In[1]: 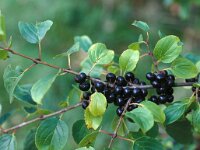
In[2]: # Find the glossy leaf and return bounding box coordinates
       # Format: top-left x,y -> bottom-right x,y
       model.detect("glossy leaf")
192,108 -> 200,133
74,35 -> 92,52
119,49 -> 139,73
170,57 -> 198,78
88,92 -> 107,116
153,35 -> 182,63
132,20 -> 149,32
141,101 -> 165,124
166,120 -> 193,144
14,84 -> 36,105
75,146 -> 95,150
18,20 -> 53,44
88,43 -> 114,65
35,117 -> 68,150
84,108 -> 102,130
3,65 -> 25,103
31,70 -> 60,104
0,49 -> 8,60
81,57 -> 103,77
24,129 -> 37,150
128,42 -> 140,51
164,99 -> 191,125
125,107 -> 154,133
0,11 -> 6,41
79,131 -> 98,147
72,120 -> 91,144
133,136 -> 163,150
0,134 -> 17,150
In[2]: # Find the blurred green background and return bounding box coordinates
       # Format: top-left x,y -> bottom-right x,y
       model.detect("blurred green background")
0,0 -> 200,149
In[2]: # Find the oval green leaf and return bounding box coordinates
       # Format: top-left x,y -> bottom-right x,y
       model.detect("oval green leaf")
88,43 -> 114,65
24,129 -> 37,150
133,136 -> 163,150
31,70 -> 60,104
132,20 -> 150,32
0,11 -> 6,41
153,35 -> 182,63
35,117 -> 68,150
192,108 -> 200,133
84,108 -> 102,130
0,134 -> 17,150
125,107 -> 154,133
170,57 -> 198,78
141,101 -> 165,124
119,49 -> 139,73
74,35 -> 92,52
79,131 -> 98,147
18,20 -> 53,44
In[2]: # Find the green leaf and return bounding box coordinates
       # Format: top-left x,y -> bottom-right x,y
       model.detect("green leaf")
35,117 -> 68,150
133,136 -> 163,150
128,42 -> 140,51
164,99 -> 191,125
125,107 -> 154,133
72,120 -> 91,144
88,92 -> 107,116
84,108 -> 102,130
107,65 -> 120,74
141,101 -> 165,124
88,43 -> 114,65
67,85 -> 82,105
31,70 -> 60,104
23,107 -> 37,114
0,110 -> 15,125
112,116 -> 128,136
119,49 -> 139,73
18,20 -> 53,44
81,57 -> 103,78
146,123 -> 159,138
196,61 -> 200,72
54,42 -> 80,59
170,57 -> 198,78
0,49 -> 8,60
166,120 -> 193,144
0,11 -> 6,41
74,35 -> 92,52
24,129 -> 37,150
0,134 -> 17,150
14,84 -> 36,105
79,131 -> 98,147
3,65 -> 25,103
153,35 -> 182,63
132,20 -> 150,32
76,146 -> 95,150
192,108 -> 200,133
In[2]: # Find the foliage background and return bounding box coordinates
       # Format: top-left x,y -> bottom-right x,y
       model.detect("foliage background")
0,0 -> 200,149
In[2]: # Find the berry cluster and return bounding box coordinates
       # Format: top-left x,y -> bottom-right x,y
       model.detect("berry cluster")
146,71 -> 175,104
75,71 -> 175,117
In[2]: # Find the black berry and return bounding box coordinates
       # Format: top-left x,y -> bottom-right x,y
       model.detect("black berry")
151,80 -> 161,88
74,72 -> 87,83
167,95 -> 174,103
83,92 -> 91,100
158,95 -> 167,104
146,72 -> 156,81
133,78 -> 140,84
114,97 -> 125,106
114,86 -> 123,95
82,100 -> 89,109
106,73 -> 116,83
123,87 -> 132,98
116,76 -> 127,86
116,107 -> 124,116
127,105 -> 137,112
106,93 -> 115,103
94,82 -> 105,92
132,88 -> 142,97
79,82 -> 90,91
125,72 -> 135,82
156,73 -> 166,81
149,95 -> 159,104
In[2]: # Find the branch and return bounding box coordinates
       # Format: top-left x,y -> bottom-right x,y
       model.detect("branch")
108,98 -> 132,148
1,47 -> 195,89
1,102 -> 82,134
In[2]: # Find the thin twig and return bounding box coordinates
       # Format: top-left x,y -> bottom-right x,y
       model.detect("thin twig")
23,63 -> 36,73
108,98 -> 132,148
1,102 -> 82,134
99,130 -> 134,143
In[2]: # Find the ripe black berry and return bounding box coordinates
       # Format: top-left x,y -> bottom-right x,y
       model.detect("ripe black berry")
132,88 -> 142,97
166,79 -> 174,87
116,76 -> 127,86
149,95 -> 159,104
74,72 -> 87,83
158,95 -> 167,104
106,73 -> 116,83
141,89 -> 148,97
127,105 -> 137,112
151,80 -> 161,88
94,82 -> 105,92
123,87 -> 132,98
82,100 -> 89,109
167,75 -> 175,81
134,97 -> 144,103
116,107 -> 124,116
114,86 -> 123,95
79,82 -> 90,91
166,88 -> 173,95
156,87 -> 166,95
114,97 -> 125,106
156,73 -> 166,81
133,78 -> 140,84
83,92 -> 91,100
167,95 -> 174,103
106,93 -> 115,103
146,72 -> 156,81
125,72 -> 135,82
